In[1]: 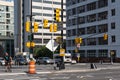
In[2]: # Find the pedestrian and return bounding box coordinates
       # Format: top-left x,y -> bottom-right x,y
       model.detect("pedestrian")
4,52 -> 12,72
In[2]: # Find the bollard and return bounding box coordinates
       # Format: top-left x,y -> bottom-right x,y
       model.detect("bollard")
29,61 -> 36,74
90,63 -> 97,69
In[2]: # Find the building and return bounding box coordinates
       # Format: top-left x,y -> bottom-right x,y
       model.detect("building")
14,0 -> 66,54
0,0 -> 14,57
66,0 -> 120,62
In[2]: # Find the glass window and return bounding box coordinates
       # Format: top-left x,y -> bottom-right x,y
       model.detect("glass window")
111,0 -> 115,3
87,2 -> 96,11
87,50 -> 96,58
111,36 -> 116,42
98,24 -> 108,33
98,11 -> 108,21
111,22 -> 115,29
111,9 -> 115,16
98,37 -> 108,45
98,0 -> 108,8
98,50 -> 108,57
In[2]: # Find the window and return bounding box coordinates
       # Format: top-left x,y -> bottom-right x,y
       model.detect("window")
111,22 -> 115,29
98,50 -> 108,57
87,14 -> 96,22
111,36 -> 116,42
98,11 -> 108,20
111,9 -> 115,16
87,38 -> 96,45
77,5 -> 85,13
78,16 -> 85,24
98,24 -> 108,33
87,2 -> 96,11
87,26 -> 96,34
111,0 -> 115,3
87,50 -> 96,58
98,37 -> 108,45
72,8 -> 76,15
98,0 -> 108,8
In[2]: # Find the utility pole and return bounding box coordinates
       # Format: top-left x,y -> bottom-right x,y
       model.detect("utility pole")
60,0 -> 65,69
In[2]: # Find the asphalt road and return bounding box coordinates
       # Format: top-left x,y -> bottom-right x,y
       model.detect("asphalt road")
0,63 -> 120,80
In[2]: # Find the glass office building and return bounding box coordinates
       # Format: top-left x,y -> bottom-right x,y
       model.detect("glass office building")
0,0 -> 14,57
66,0 -> 120,62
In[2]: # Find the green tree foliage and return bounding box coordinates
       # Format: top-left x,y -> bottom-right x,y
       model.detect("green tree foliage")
33,46 -> 53,58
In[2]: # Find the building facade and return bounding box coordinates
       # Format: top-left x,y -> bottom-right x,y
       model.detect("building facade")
0,0 -> 14,57
66,0 -> 120,61
14,0 -> 66,53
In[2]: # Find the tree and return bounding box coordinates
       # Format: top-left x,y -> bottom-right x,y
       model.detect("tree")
33,46 -> 53,58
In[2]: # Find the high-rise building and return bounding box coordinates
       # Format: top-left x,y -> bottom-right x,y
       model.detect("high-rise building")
66,0 -> 120,61
0,0 -> 14,57
14,0 -> 66,53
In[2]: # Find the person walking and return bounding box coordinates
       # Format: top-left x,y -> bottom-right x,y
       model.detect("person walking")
4,52 -> 12,72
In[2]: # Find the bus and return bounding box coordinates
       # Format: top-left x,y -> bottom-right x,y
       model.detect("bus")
54,53 -> 72,63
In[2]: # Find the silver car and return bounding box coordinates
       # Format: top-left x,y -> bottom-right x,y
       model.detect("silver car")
0,57 -> 5,66
37,57 -> 54,64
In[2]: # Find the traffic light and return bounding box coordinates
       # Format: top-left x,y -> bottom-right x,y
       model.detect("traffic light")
34,22 -> 38,32
26,41 -> 31,48
103,33 -> 108,40
56,36 -> 62,44
50,24 -> 53,32
75,37 -> 79,44
75,37 -> 82,44
26,41 -> 35,48
49,24 -> 58,32
79,38 -> 82,44
25,21 -> 30,32
43,19 -> 48,28
54,8 -> 61,22
53,23 -> 57,32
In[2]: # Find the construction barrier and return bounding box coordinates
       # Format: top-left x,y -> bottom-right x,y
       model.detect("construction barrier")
29,61 -> 36,74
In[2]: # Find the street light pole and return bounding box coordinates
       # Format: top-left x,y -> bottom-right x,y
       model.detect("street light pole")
29,0 -> 33,57
60,0 -> 65,69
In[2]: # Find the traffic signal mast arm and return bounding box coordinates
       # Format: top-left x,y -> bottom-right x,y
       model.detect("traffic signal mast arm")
75,33 -> 108,44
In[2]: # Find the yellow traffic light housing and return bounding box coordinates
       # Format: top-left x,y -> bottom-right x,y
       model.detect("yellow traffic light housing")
53,24 -> 57,32
75,37 -> 82,44
25,21 -> 30,32
103,33 -> 108,40
54,8 -> 61,22
34,22 -> 38,32
75,37 -> 79,44
26,41 -> 35,48
79,38 -> 82,44
49,24 -> 58,32
43,19 -> 48,28
50,24 -> 53,32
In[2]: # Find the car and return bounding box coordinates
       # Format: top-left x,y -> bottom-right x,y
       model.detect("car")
0,57 -> 5,66
71,60 -> 77,64
14,57 -> 28,65
37,57 -> 54,64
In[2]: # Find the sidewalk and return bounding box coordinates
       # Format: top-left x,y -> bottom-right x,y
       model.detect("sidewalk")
0,63 -> 120,76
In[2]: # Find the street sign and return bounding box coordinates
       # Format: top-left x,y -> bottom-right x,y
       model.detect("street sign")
60,48 -> 65,56
46,39 -> 59,51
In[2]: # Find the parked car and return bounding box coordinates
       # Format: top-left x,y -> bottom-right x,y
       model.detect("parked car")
0,57 -> 5,66
37,57 -> 54,64
14,56 -> 28,65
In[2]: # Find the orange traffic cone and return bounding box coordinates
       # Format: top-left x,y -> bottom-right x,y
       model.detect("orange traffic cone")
29,61 -> 36,74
